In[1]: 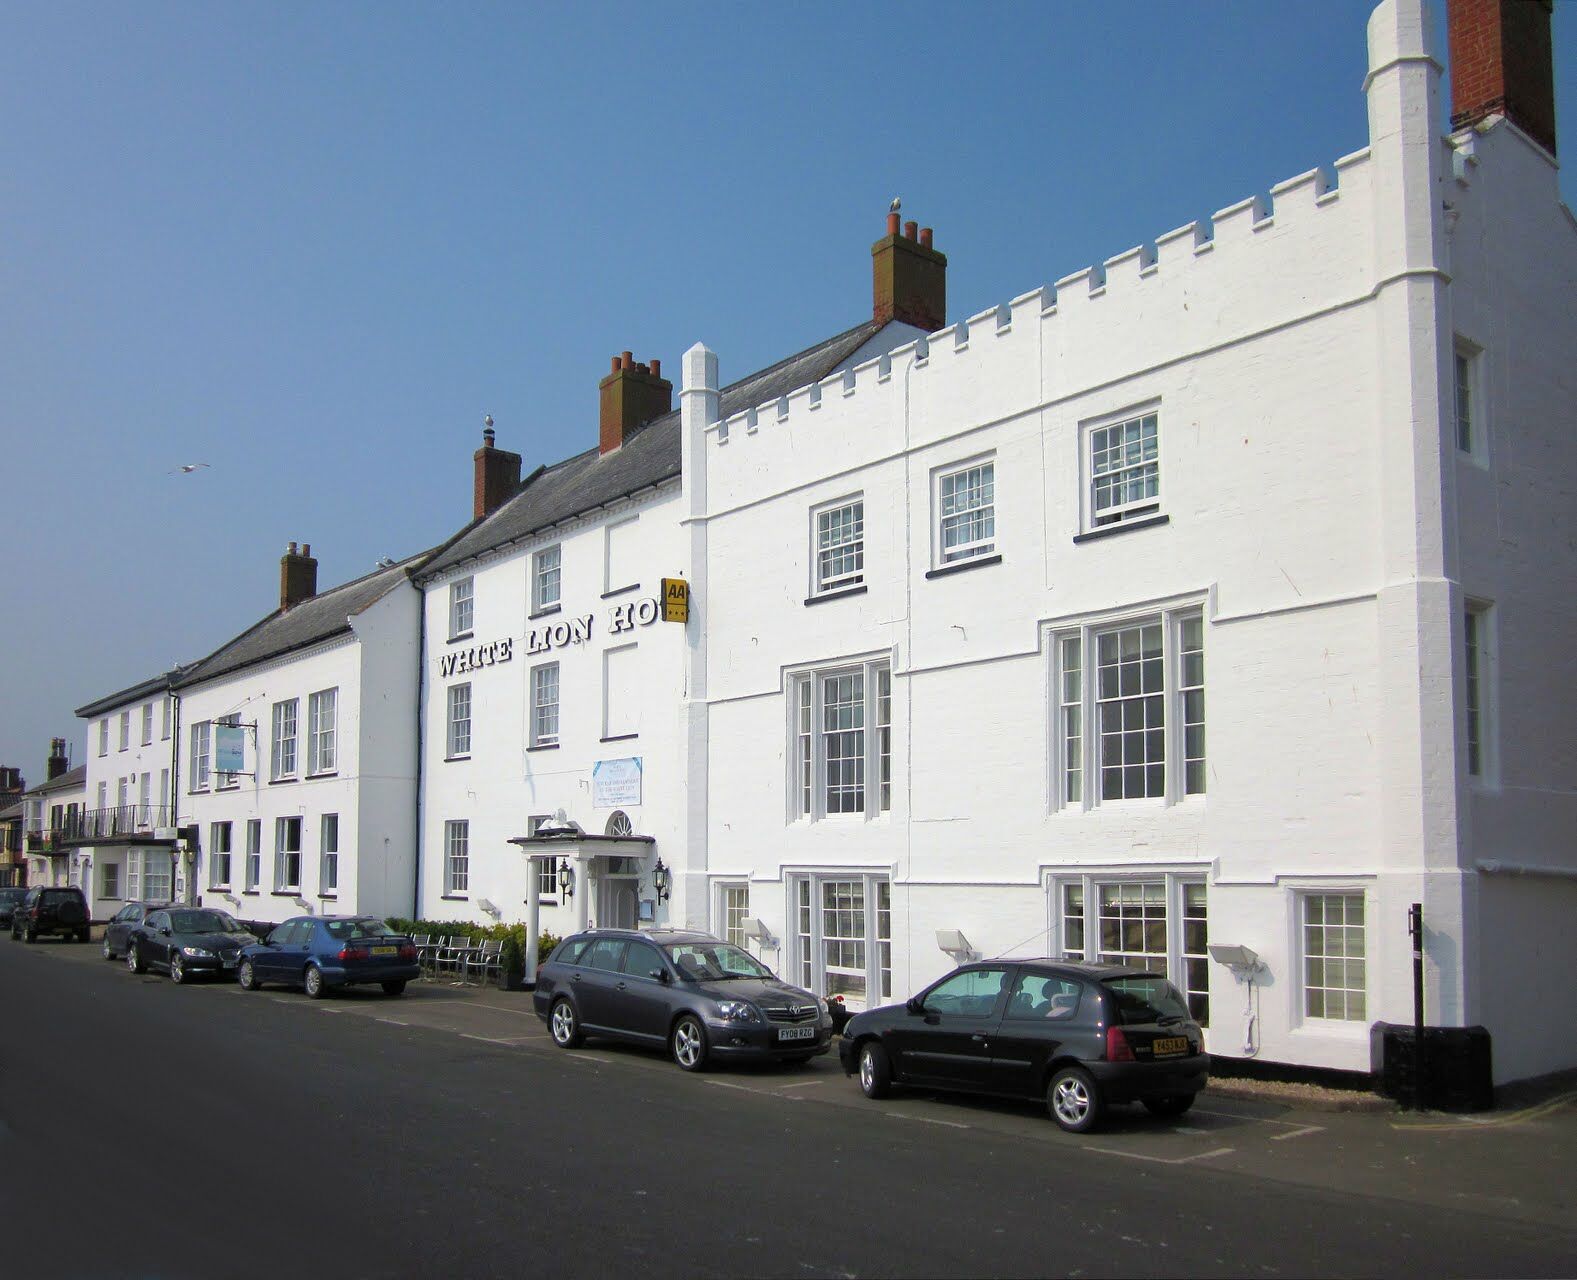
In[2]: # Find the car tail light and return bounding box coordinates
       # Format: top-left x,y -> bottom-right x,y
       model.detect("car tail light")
398,943 -> 417,961
337,946 -> 370,962
1106,1025 -> 1136,1062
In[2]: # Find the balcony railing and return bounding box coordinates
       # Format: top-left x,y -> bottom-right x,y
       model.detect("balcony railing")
25,805 -> 173,849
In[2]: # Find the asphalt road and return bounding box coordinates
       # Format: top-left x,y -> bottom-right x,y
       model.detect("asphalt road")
3,939 -> 1575,1280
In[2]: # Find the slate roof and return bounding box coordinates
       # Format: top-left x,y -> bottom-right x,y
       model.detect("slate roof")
173,550 -> 435,691
26,764 -> 87,797
75,666 -> 190,720
418,318 -> 887,580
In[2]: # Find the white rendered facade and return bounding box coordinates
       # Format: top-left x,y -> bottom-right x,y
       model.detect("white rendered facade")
684,0 -> 1577,1082
73,682 -> 179,919
177,579 -> 423,925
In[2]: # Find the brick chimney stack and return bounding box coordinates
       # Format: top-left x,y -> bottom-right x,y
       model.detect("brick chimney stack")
598,353 -> 672,455
872,213 -> 947,332
46,738 -> 69,781
280,541 -> 318,611
473,422 -> 522,519
1448,0 -> 1556,156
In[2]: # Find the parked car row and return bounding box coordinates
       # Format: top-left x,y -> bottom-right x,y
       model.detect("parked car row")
533,927 -> 1210,1133
12,897 -> 1209,1133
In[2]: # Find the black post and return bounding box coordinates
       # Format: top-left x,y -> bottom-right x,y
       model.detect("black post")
1408,902 -> 1425,1110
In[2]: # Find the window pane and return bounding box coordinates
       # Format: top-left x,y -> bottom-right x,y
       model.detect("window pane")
816,500 -> 865,591
1097,624 -> 1165,800
1303,893 -> 1366,1021
938,463 -> 995,563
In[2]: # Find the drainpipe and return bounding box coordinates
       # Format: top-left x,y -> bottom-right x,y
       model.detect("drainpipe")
410,607 -> 426,923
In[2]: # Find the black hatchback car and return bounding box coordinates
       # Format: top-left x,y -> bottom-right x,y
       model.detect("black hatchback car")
535,929 -> 833,1071
838,960 -> 1208,1132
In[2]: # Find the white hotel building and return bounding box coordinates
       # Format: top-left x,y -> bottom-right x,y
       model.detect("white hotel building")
679,0 -> 1576,1084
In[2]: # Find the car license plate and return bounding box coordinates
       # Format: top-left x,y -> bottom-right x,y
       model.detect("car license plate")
372,946 -> 398,956
778,1026 -> 816,1042
1153,1036 -> 1189,1056
223,958 -> 237,969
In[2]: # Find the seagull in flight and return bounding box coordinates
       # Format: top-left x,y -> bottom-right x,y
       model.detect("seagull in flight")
169,462 -> 210,475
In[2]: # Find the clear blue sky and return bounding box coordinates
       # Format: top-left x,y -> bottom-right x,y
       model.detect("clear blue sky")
3,1 -> 1574,776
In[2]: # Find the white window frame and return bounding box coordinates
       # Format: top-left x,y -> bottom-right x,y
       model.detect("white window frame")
1463,600 -> 1497,787
788,872 -> 891,1010
811,494 -> 866,595
1294,887 -> 1370,1028
209,822 -> 233,889
444,819 -> 469,896
307,688 -> 337,775
190,721 -> 211,792
932,457 -> 996,567
1454,338 -> 1488,465
532,544 -> 562,614
244,820 -> 262,892
1082,403 -> 1162,531
119,711 -> 130,752
271,699 -> 299,780
530,662 -> 560,748
1048,869 -> 1210,1026
526,817 -> 558,903
446,683 -> 473,758
1049,603 -> 1205,811
98,719 -> 109,757
127,850 -> 141,902
274,816 -> 303,893
140,703 -> 153,746
320,813 -> 339,896
160,697 -> 171,741
101,860 -> 120,901
715,881 -> 750,949
788,658 -> 892,822
449,576 -> 475,640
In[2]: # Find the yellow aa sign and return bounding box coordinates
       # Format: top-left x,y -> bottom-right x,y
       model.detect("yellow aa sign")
660,577 -> 690,624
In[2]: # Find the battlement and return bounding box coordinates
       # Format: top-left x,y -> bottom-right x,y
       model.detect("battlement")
704,145 -> 1375,491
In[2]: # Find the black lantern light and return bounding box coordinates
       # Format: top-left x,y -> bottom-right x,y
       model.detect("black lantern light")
652,856 -> 671,904
557,857 -> 575,899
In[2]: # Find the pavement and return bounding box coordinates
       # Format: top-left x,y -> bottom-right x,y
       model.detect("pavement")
4,933 -> 1576,1278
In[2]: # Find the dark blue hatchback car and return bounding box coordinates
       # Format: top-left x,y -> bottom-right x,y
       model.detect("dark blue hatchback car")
236,915 -> 420,998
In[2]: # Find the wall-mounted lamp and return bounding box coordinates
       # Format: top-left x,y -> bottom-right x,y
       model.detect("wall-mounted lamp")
1207,943 -> 1263,974
652,856 -> 671,904
558,858 -> 575,900
740,917 -> 777,948
477,897 -> 501,918
936,929 -> 980,964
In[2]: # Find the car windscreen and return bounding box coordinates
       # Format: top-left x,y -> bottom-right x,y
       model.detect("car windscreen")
664,941 -> 772,982
170,911 -> 239,934
1102,976 -> 1191,1026
324,919 -> 398,940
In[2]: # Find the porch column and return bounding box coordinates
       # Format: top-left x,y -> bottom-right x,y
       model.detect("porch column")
524,855 -> 541,985
574,857 -> 590,933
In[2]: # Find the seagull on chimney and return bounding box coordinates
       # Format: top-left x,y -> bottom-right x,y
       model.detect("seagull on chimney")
889,197 -> 901,213
168,462 -> 210,475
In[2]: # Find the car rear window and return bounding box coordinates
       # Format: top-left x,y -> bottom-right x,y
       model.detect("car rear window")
1102,976 -> 1191,1026
42,890 -> 82,904
324,919 -> 397,940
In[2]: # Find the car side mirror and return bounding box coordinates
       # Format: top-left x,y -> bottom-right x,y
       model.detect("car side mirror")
906,996 -> 924,1015
651,968 -> 670,983
160,927 -> 171,936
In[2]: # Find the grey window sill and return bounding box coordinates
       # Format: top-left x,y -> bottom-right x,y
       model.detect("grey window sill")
601,584 -> 641,600
1073,513 -> 1169,544
528,604 -> 563,621
805,584 -> 868,606
526,743 -> 559,753
599,733 -> 639,744
446,632 -> 475,645
925,553 -> 1002,580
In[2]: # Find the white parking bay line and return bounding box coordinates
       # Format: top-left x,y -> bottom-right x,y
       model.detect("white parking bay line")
776,1080 -> 826,1091
1270,1125 -> 1324,1141
704,1080 -> 801,1100
888,1112 -> 970,1130
376,1017 -> 409,1027
1085,1145 -> 1234,1165
460,1033 -> 534,1046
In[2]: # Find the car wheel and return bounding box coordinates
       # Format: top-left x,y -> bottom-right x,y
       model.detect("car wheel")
1142,1094 -> 1196,1119
169,953 -> 186,984
549,997 -> 583,1048
237,959 -> 260,991
304,965 -> 327,999
381,980 -> 406,997
127,942 -> 145,974
1047,1066 -> 1104,1134
23,925 -> 36,944
858,1041 -> 893,1099
102,936 -> 115,961
671,1014 -> 709,1072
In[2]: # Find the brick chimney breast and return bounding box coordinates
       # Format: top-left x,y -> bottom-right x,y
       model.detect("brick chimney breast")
872,213 -> 947,332
280,541 -> 319,611
599,355 -> 673,455
46,738 -> 68,781
1448,0 -> 1556,156
473,425 -> 522,520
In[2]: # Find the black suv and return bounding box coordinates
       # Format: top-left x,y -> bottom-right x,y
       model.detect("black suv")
11,886 -> 91,944
838,960 -> 1208,1133
535,929 -> 834,1071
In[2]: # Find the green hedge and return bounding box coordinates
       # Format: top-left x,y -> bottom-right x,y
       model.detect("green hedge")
386,917 -> 561,965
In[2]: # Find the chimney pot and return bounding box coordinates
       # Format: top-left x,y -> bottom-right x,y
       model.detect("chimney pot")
610,355 -> 621,374
886,211 -> 901,236
920,227 -> 933,249
649,358 -> 660,379
621,351 -> 633,370
904,220 -> 918,240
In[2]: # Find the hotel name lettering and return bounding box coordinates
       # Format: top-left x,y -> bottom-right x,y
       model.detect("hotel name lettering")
436,597 -> 665,678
